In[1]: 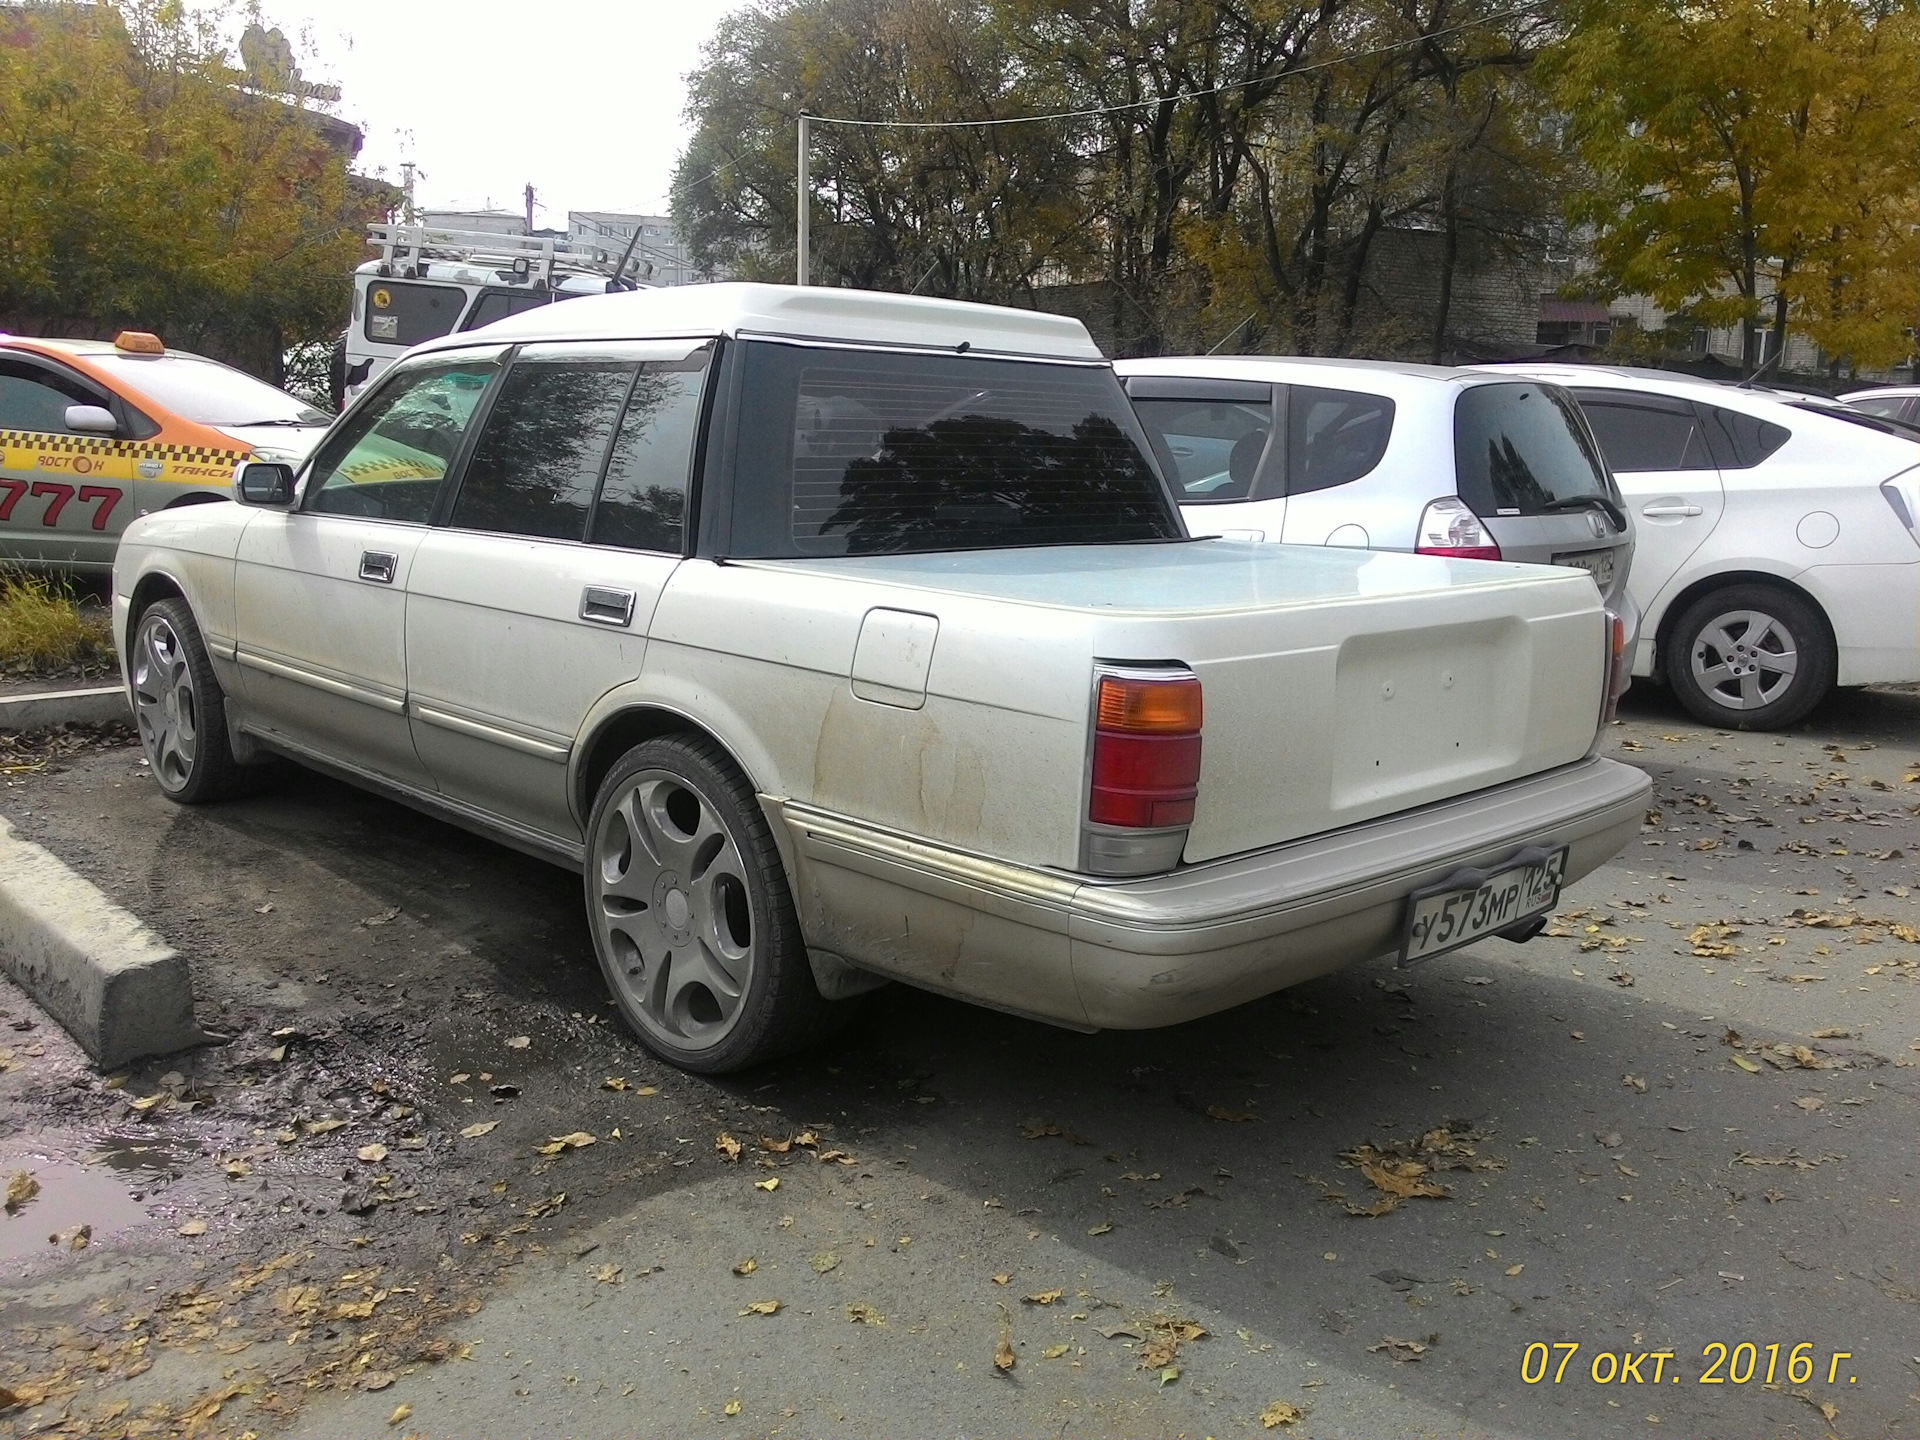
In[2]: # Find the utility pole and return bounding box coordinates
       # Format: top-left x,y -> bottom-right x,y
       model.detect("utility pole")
524,183 -> 536,235
796,111 -> 810,287
399,162 -> 419,224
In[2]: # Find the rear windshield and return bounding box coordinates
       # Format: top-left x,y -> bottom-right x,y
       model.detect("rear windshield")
364,280 -> 466,347
725,341 -> 1182,557
1453,382 -> 1611,516
91,353 -> 329,426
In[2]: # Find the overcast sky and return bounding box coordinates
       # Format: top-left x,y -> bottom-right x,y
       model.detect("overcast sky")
260,1 -> 750,223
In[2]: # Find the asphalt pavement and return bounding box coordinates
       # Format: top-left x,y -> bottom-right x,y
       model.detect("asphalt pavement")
0,683 -> 1915,1440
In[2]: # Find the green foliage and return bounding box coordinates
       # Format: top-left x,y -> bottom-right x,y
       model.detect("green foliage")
0,0 -> 372,378
0,572 -> 113,676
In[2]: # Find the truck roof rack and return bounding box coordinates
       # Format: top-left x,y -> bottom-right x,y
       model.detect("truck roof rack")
366,223 -> 637,287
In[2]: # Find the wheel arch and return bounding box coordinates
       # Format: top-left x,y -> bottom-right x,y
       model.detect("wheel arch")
123,568 -> 189,669
1650,569 -> 1836,677
571,701 -> 774,835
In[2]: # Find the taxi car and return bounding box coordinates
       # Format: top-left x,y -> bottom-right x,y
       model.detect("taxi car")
0,330 -> 331,573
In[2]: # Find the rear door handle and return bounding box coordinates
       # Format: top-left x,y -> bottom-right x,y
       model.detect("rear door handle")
579,585 -> 636,627
358,550 -> 398,583
1640,502 -> 1703,518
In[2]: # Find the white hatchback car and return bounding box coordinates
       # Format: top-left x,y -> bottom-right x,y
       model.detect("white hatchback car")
1840,386 -> 1920,427
1487,366 -> 1920,729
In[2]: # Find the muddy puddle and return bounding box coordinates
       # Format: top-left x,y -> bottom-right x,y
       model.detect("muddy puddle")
0,1135 -> 188,1263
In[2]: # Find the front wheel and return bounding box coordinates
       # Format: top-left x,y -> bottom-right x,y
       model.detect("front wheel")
1664,584 -> 1835,730
584,734 -> 845,1073
131,598 -> 244,802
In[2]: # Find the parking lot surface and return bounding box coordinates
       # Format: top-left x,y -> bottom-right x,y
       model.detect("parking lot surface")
1,686 -> 1915,1440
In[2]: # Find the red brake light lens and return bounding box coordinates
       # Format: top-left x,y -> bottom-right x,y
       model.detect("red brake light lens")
1089,674 -> 1202,829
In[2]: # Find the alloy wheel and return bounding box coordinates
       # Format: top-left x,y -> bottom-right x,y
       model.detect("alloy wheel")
590,768 -> 756,1053
132,611 -> 199,790
1689,607 -> 1798,711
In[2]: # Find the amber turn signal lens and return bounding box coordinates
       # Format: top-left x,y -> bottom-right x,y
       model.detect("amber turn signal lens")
1096,674 -> 1202,734
113,330 -> 165,355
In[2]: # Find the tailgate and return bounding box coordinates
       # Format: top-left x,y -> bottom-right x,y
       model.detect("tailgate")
1172,567 -> 1604,863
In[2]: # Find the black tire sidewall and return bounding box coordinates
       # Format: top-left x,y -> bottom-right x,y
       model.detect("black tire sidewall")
1664,585 -> 1834,730
585,735 -> 825,1074
135,597 -> 241,803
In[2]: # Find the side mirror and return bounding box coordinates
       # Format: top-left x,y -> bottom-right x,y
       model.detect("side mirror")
64,404 -> 118,435
233,460 -> 296,508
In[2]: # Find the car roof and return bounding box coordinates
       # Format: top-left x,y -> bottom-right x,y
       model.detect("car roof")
1116,354 -> 1494,387
411,281 -> 1105,362
3,335 -> 219,365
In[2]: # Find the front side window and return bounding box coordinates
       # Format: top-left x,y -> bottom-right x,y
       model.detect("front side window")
450,362 -> 633,541
1288,385 -> 1394,493
363,280 -> 466,347
305,358 -> 500,522
727,342 -> 1180,557
0,359 -> 103,434
1130,397 -> 1273,502
1576,395 -> 1715,472
1453,382 -> 1611,515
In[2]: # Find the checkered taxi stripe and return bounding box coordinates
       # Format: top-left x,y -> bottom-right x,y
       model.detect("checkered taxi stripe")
0,430 -> 245,466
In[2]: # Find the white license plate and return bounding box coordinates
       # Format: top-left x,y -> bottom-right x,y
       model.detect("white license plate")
1554,549 -> 1616,590
1400,847 -> 1568,965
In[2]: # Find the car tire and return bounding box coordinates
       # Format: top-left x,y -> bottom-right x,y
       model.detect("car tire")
584,733 -> 850,1073
1663,584 -> 1835,730
130,597 -> 245,803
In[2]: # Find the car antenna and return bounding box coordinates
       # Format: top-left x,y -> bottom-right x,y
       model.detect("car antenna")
609,222 -> 645,292
1738,341 -> 1785,389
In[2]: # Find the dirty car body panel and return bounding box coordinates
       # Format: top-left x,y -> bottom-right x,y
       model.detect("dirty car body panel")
113,283 -> 1647,1045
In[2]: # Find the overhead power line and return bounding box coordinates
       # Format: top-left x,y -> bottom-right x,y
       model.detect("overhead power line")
801,0 -> 1550,131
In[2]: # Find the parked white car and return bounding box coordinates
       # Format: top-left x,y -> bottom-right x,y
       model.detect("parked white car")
1488,366 -> 1920,728
1116,356 -> 1640,702
113,284 -> 1648,1071
1839,385 -> 1920,427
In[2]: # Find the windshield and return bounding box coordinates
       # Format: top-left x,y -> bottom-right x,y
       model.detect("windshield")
1453,382 -> 1612,516
93,353 -> 329,427
725,341 -> 1183,557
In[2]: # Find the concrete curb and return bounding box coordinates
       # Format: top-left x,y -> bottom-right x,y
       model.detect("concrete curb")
0,815 -> 208,1068
0,684 -> 129,732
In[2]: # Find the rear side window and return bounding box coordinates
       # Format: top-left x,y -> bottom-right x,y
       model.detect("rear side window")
1576,395 -> 1715,472
1453,382 -> 1610,515
592,365 -> 706,553
461,289 -> 556,332
364,281 -> 466,347
1288,386 -> 1394,493
451,362 -> 635,541
307,358 -> 500,522
725,342 -> 1180,557
1130,397 -> 1273,502
1705,404 -> 1792,467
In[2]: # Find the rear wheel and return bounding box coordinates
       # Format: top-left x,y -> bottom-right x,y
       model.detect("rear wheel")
584,734 -> 844,1073
1664,584 -> 1834,730
130,597 -> 244,802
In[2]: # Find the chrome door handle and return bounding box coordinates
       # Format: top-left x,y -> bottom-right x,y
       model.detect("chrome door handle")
1640,502 -> 1703,518
358,550 -> 398,583
579,585 -> 636,627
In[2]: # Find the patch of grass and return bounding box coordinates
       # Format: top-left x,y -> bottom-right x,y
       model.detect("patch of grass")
0,572 -> 114,676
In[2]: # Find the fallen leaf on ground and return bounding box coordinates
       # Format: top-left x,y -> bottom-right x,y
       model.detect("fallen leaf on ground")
505,1035 -> 530,1049
1504,1263 -> 1524,1276
1023,1288 -> 1063,1305
459,1120 -> 498,1138
739,1299 -> 782,1316
991,1273 -> 1010,1286
758,1134 -> 792,1153
594,1264 -> 622,1284
1793,1096 -> 1825,1112
68,1224 -> 91,1251
1369,1334 -> 1433,1362
1206,1105 -> 1259,1123
732,1258 -> 757,1276
1260,1399 -> 1303,1428
1042,1342 -> 1070,1359
387,1402 -> 411,1426
722,1399 -> 741,1416
715,1132 -> 742,1161
601,1076 -> 627,1091
177,1219 -> 207,1237
357,1144 -> 388,1163
810,1251 -> 839,1274
1087,1221 -> 1112,1236
754,1177 -> 779,1192
846,1302 -> 885,1325
4,1172 -> 37,1214
1730,1055 -> 1763,1074
535,1132 -> 596,1155
1811,1028 -> 1851,1039
1158,1365 -> 1180,1386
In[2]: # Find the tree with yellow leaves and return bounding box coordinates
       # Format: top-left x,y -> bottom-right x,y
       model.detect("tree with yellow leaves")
0,0 -> 376,382
1548,0 -> 1920,374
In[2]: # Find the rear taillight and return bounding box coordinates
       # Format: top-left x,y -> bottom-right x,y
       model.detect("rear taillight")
1601,610 -> 1626,725
1082,668 -> 1201,876
1415,497 -> 1502,561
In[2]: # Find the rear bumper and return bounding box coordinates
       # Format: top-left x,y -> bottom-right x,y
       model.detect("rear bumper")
773,755 -> 1650,1030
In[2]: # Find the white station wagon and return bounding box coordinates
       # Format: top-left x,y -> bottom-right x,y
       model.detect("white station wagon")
114,284 -> 1649,1072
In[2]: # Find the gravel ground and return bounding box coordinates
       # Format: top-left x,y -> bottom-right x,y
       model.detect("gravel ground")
0,683 -> 1914,1440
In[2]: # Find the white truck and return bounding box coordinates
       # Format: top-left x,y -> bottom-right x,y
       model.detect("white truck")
117,284 -> 1649,1072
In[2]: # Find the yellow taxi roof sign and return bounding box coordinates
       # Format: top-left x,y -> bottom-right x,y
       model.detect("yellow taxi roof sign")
113,330 -> 166,355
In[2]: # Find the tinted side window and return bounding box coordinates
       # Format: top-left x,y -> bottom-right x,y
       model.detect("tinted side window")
1848,395 -> 1910,421
1702,404 -> 1791,468
0,360 -> 101,434
591,362 -> 707,552
364,281 -> 466,346
461,289 -> 556,332
451,362 -> 634,541
1130,397 -> 1273,502
1576,396 -> 1714,472
1288,386 -> 1394,494
1453,382 -> 1611,515
307,359 -> 499,522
